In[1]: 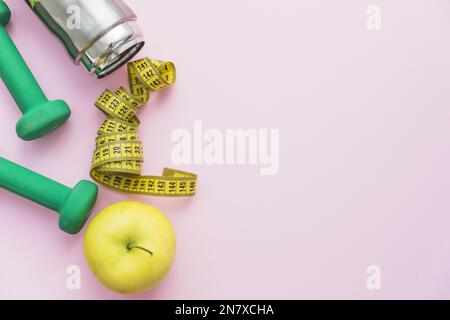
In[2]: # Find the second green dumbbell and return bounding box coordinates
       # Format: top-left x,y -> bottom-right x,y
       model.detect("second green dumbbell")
0,156 -> 98,234
0,0 -> 71,141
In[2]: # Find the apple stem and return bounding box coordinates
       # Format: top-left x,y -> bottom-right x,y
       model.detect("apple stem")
127,244 -> 153,256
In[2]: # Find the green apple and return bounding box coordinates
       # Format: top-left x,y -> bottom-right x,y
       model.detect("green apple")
84,201 -> 176,294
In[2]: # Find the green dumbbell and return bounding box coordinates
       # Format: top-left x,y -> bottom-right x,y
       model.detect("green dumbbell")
0,157 -> 98,234
0,1 -> 71,141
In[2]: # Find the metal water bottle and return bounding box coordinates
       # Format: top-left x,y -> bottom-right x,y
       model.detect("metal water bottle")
26,0 -> 145,78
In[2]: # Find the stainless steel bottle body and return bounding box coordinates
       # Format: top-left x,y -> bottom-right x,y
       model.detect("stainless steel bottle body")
27,0 -> 145,78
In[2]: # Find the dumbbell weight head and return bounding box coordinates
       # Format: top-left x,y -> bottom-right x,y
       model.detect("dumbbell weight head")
59,180 -> 98,235
16,100 -> 71,141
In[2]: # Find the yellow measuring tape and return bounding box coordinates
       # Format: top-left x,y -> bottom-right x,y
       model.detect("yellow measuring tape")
90,58 -> 197,197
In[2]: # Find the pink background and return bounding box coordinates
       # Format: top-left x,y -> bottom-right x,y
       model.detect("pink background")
1,0 -> 450,299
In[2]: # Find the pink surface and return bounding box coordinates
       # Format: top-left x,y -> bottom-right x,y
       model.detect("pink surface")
1,0 -> 450,299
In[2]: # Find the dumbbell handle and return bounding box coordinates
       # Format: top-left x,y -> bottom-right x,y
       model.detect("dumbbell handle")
0,157 -> 70,211
0,25 -> 48,115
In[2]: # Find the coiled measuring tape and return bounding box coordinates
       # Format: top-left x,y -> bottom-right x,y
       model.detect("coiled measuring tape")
90,58 -> 197,197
